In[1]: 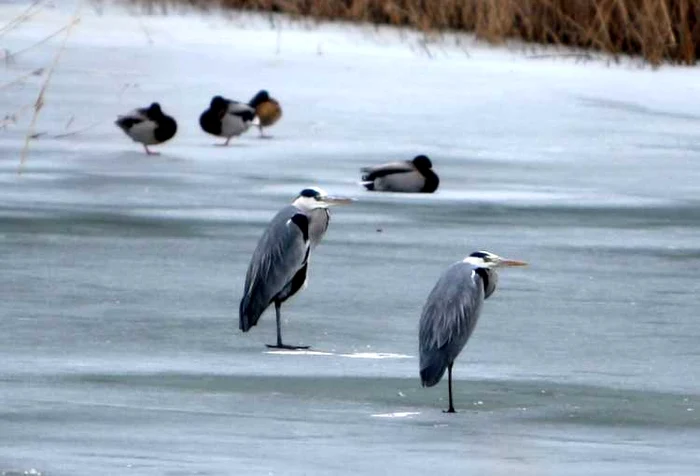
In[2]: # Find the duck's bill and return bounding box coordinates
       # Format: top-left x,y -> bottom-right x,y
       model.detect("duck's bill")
322,196 -> 355,205
500,259 -> 528,267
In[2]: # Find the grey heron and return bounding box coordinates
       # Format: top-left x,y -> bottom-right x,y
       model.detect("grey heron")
419,251 -> 527,413
361,155 -> 439,193
115,102 -> 177,155
239,187 -> 353,349
199,95 -> 258,146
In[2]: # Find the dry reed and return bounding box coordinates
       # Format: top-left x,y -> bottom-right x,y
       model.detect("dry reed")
18,6 -> 82,174
0,0 -> 46,39
126,0 -> 700,65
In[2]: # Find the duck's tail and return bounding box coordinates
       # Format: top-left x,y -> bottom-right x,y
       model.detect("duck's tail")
115,116 -> 140,132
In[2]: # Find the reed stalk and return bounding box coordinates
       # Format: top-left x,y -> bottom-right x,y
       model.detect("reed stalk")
124,0 -> 700,65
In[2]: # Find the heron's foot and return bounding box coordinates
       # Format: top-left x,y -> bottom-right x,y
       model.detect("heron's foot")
266,344 -> 311,350
443,408 -> 457,414
214,142 -> 230,147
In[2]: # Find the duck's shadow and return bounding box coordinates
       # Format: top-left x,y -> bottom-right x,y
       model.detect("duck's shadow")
80,150 -> 189,164
210,142 -> 253,148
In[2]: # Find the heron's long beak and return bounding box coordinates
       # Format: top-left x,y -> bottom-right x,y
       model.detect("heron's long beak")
499,258 -> 528,267
321,195 -> 355,206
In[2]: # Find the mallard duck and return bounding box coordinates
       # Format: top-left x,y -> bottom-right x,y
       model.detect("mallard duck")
248,90 -> 282,137
361,155 -> 439,193
199,95 -> 257,145
115,102 -> 177,155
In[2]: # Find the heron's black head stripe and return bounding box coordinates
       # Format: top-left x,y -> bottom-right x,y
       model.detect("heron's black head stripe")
299,189 -> 322,198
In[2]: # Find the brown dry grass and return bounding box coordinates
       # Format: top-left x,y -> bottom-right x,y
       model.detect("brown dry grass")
126,0 -> 700,65
18,6 -> 82,173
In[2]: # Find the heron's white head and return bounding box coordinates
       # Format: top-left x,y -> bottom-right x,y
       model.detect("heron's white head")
292,187 -> 354,211
463,250 -> 528,269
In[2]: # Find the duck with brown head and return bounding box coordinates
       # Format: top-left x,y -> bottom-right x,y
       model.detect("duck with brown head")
248,89 -> 282,138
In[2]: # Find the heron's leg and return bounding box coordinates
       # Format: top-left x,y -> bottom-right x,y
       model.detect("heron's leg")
275,301 -> 283,347
264,301 -> 310,350
444,363 -> 456,413
144,145 -> 159,155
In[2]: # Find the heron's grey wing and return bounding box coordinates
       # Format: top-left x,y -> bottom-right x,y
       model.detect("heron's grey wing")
239,205 -> 309,331
360,161 -> 414,181
418,262 -> 485,387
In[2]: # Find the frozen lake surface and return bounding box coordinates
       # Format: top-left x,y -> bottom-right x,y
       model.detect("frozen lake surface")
1,2 -> 700,475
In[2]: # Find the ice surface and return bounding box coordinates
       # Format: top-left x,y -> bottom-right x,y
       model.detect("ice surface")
2,1 -> 700,475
